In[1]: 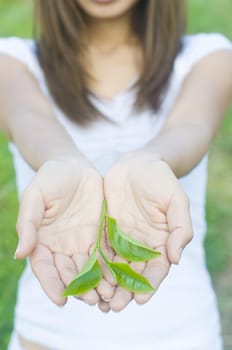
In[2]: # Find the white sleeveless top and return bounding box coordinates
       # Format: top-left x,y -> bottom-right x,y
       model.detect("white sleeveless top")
1,34 -> 231,350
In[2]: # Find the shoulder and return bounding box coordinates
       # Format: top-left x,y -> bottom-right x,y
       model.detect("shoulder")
174,33 -> 232,79
182,33 -> 232,48
0,36 -> 35,59
181,33 -> 232,58
0,37 -> 44,82
180,32 -> 232,61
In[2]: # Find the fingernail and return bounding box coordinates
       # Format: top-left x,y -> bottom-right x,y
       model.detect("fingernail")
101,296 -> 112,302
178,248 -> 183,263
14,242 -> 21,260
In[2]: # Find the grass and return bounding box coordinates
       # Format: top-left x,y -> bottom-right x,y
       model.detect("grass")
0,0 -> 33,37
0,0 -> 232,349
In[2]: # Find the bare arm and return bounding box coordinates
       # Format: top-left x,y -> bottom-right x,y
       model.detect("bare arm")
1,51 -> 232,175
102,50 -> 232,312
140,50 -> 232,177
0,55 -> 87,170
1,49 -> 231,309
0,56 -> 111,305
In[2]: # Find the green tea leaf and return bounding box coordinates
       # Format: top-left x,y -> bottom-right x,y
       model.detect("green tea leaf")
109,262 -> 155,293
62,251 -> 103,297
106,216 -> 161,262
77,249 -> 98,278
97,199 -> 108,265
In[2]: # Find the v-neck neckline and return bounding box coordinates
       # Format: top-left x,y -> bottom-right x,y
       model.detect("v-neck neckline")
88,75 -> 139,104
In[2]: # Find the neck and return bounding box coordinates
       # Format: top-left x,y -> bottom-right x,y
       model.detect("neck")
85,13 -> 136,52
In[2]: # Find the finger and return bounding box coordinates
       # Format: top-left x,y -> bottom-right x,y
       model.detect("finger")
54,253 -> 77,286
81,290 -> 99,305
109,256 -> 132,312
110,286 -> 132,312
100,230 -> 116,286
109,261 -> 145,312
30,244 -> 66,306
130,261 -> 146,274
98,254 -> 115,287
88,241 -> 116,300
102,227 -> 115,260
97,298 -> 111,313
15,186 -> 44,259
96,249 -> 116,302
166,191 -> 193,264
134,248 -> 170,305
96,279 -> 115,301
95,231 -> 116,300
72,253 -> 99,305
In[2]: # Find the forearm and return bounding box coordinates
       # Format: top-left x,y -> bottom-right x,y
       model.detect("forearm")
141,122 -> 213,178
0,55 -> 88,170
7,110 -> 86,171
140,50 -> 232,178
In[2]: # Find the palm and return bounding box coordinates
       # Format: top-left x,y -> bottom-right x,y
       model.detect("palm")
111,189 -> 170,249
16,160 -> 111,305
103,153 -> 192,311
36,169 -> 101,256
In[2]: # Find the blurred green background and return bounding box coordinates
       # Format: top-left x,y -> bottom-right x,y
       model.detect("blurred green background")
0,0 -> 231,349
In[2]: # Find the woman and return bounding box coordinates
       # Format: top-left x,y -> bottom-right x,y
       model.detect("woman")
0,0 -> 232,349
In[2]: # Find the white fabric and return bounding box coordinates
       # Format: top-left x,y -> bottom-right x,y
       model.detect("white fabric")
8,332 -> 23,350
0,33 -> 231,350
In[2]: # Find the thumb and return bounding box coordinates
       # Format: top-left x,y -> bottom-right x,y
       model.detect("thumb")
15,185 -> 44,259
166,191 -> 193,264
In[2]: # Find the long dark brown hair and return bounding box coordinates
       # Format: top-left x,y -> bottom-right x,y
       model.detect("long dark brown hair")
34,0 -> 185,124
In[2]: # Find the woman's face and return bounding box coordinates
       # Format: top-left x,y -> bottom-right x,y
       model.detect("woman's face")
75,0 -> 139,20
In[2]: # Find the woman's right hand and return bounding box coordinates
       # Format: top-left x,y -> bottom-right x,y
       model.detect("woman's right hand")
15,158 -> 114,306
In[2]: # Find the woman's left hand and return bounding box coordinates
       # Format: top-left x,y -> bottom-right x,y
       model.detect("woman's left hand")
100,151 -> 193,312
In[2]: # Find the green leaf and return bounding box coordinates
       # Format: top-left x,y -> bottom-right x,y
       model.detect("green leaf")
97,199 -> 108,265
109,262 -> 155,293
106,216 -> 161,262
62,251 -> 103,297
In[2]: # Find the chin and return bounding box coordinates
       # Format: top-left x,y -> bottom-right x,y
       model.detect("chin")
76,0 -> 139,20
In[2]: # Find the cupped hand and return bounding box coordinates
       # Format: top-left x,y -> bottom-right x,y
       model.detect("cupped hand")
101,151 -> 193,312
15,158 -> 114,305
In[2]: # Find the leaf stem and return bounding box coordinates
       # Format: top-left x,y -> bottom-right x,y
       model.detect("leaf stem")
97,200 -> 109,265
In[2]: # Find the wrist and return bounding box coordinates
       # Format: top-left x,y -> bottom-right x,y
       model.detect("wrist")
51,153 -> 90,166
37,157 -> 101,188
136,146 -> 180,177
42,154 -> 97,174
119,149 -> 163,164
